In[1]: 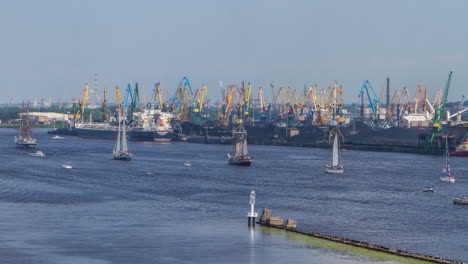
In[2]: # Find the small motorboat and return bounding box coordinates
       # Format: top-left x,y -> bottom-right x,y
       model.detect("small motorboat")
184,161 -> 191,167
422,187 -> 435,193
453,197 -> 468,205
62,162 -> 72,169
28,150 -> 45,157
52,135 -> 63,139
145,170 -> 154,176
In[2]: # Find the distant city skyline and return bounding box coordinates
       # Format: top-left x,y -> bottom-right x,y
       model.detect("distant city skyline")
0,0 -> 466,103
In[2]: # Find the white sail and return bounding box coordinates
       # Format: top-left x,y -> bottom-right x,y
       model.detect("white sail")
232,125 -> 249,158
235,136 -> 243,157
242,136 -> 248,156
332,134 -> 339,166
122,116 -> 129,153
114,116 -> 121,154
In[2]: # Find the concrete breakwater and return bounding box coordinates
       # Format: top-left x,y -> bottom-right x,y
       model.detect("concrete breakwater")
258,209 -> 465,264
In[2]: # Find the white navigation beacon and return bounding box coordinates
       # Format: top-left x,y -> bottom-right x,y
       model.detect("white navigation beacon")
247,190 -> 258,226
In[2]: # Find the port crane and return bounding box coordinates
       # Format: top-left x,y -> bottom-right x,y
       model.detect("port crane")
71,83 -> 90,122
89,88 -> 108,121
122,83 -> 140,121
217,84 -> 236,127
428,71 -> 453,146
190,83 -> 208,125
167,77 -> 193,122
115,86 -> 123,116
447,95 -> 467,124
358,80 -> 385,127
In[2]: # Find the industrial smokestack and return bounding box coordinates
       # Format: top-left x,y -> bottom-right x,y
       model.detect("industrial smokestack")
386,77 -> 390,107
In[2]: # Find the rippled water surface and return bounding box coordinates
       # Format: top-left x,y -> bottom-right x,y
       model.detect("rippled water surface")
0,128 -> 467,263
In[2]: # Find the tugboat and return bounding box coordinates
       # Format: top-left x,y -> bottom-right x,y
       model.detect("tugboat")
440,137 -> 455,183
15,116 -> 37,148
325,130 -> 344,174
227,124 -> 252,166
113,113 -> 132,160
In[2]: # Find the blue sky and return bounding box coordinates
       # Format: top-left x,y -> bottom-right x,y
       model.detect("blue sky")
0,0 -> 466,104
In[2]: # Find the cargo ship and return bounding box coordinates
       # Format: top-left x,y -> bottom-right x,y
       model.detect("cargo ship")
74,108 -> 174,142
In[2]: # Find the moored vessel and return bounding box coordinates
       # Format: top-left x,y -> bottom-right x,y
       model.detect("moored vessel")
74,107 -> 174,142
450,140 -> 468,157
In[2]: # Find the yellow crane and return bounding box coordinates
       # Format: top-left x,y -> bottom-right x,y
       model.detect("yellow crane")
89,88 -> 108,121
271,85 -> 283,116
73,83 -> 90,121
192,84 -> 208,113
115,86 -> 123,116
217,85 -> 234,126
191,84 -> 208,124
258,87 -> 266,116
401,87 -> 412,113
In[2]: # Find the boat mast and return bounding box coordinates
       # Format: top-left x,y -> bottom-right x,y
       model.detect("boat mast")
444,137 -> 451,176
332,133 -> 340,166
122,113 -> 129,153
114,114 -> 121,154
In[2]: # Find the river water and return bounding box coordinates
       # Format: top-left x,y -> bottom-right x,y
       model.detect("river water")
0,128 -> 467,263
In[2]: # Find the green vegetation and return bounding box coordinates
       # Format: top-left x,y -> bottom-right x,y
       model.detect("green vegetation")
258,227 -> 436,264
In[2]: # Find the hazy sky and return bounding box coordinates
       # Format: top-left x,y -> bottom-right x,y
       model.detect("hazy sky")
0,0 -> 467,104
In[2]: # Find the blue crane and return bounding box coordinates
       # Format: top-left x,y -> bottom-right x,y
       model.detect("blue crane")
358,80 -> 385,118
122,83 -> 139,120
167,76 -> 194,114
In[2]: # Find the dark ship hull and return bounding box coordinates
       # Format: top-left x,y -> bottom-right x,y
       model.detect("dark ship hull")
228,157 -> 252,166
47,128 -> 78,136
75,126 -> 173,142
113,155 -> 132,160
15,142 -> 37,148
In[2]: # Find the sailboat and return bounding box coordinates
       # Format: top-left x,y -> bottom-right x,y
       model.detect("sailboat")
227,124 -> 252,166
15,115 -> 37,148
440,137 -> 455,183
113,114 -> 132,160
325,132 -> 343,174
